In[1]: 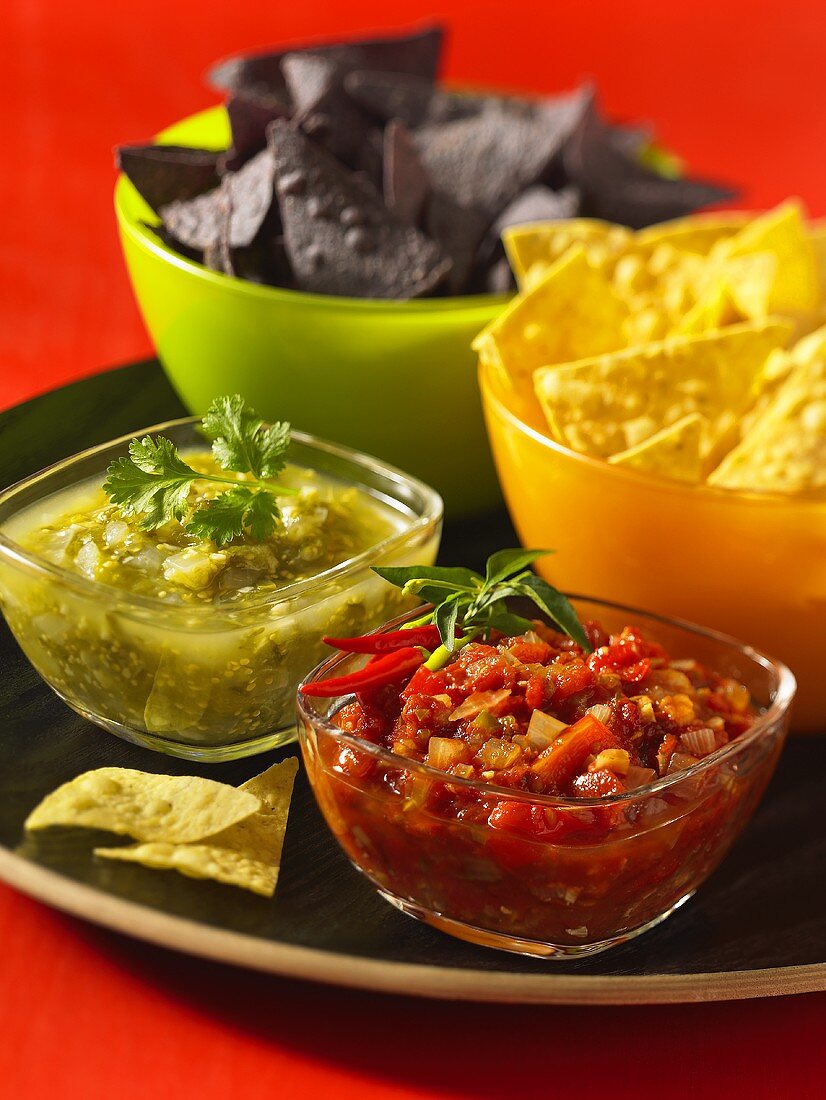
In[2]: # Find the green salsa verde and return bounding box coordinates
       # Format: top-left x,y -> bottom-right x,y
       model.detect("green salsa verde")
18,453 -> 405,605
0,452 -> 436,755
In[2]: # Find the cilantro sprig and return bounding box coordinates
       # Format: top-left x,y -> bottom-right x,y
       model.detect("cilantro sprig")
374,549 -> 591,668
103,395 -> 295,546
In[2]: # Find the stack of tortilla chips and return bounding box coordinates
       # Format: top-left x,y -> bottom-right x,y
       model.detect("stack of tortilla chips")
474,200 -> 826,493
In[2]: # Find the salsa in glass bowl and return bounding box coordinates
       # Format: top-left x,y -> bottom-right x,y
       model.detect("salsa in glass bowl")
0,419 -> 442,760
297,598 -> 794,957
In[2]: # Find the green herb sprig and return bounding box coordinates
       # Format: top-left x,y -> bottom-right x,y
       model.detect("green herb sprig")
103,395 -> 295,546
374,549 -> 591,669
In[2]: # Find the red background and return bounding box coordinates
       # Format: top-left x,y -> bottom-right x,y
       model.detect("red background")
1,1 -> 825,1095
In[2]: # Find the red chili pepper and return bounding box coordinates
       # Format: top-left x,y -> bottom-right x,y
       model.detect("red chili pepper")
301,646 -> 425,698
322,625 -> 442,654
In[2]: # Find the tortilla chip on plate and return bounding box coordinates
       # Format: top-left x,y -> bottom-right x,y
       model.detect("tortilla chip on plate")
25,768 -> 261,844
95,758 -> 298,897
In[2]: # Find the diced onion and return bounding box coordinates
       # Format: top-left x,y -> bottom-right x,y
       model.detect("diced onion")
666,751 -> 701,775
476,738 -> 522,771
426,737 -> 471,771
526,709 -> 567,750
624,765 -> 657,790
162,547 -> 220,590
591,748 -> 630,775
75,540 -> 101,578
103,520 -> 129,547
450,689 -> 510,722
632,694 -> 656,724
586,703 -> 612,725
680,727 -> 718,756
670,659 -> 700,673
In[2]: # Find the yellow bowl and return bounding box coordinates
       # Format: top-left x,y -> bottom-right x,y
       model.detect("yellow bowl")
479,357 -> 826,731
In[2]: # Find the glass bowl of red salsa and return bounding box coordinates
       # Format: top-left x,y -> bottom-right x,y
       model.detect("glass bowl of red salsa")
296,598 -> 795,958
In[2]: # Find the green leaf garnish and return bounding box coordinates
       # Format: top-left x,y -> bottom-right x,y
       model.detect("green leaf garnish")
103,394 -> 295,544
105,437 -> 202,530
518,574 -> 591,652
201,394 -> 291,480
484,548 -> 552,587
373,549 -> 591,665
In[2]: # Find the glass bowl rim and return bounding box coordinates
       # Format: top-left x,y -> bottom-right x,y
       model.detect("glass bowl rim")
478,354 -> 826,508
296,595 -> 796,809
0,415 -> 443,618
114,105 -> 510,315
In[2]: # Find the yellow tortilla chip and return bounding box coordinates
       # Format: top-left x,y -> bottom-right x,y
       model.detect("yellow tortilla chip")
471,246 -> 629,393
25,767 -> 260,843
673,281 -> 737,335
708,335 -> 826,493
95,758 -> 299,898
635,213 -> 749,256
503,219 -> 632,289
714,200 -> 819,318
608,414 -> 706,482
739,347 -> 795,437
533,320 -> 792,460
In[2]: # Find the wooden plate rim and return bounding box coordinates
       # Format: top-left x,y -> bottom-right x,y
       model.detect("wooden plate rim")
2,846 -> 823,1005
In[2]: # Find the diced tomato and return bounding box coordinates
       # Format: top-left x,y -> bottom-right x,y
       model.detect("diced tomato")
656,732 -> 680,774
548,659 -> 594,702
525,672 -> 547,711
573,769 -> 625,798
508,638 -> 553,665
614,698 -> 642,740
401,665 -> 449,699
620,658 -> 651,685
488,800 -> 533,834
335,745 -> 376,780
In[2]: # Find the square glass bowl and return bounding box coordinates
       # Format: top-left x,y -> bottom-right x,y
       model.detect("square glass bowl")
297,599 -> 794,958
0,420 -> 442,761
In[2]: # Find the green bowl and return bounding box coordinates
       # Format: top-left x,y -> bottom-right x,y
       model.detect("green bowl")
114,106 -> 509,515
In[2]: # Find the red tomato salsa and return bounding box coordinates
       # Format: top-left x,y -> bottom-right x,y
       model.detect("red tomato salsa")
333,621 -> 756,798
301,620 -> 780,951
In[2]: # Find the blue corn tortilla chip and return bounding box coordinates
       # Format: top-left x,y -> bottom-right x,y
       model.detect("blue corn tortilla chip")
282,53 -> 374,168
223,146 -> 278,247
383,120 -> 430,224
493,184 -> 581,234
485,257 -> 515,295
269,119 -> 450,299
160,147 -> 275,252
117,145 -> 222,213
160,187 -> 228,252
207,23 -> 444,98
563,100 -> 735,228
225,92 -> 288,168
424,191 -> 488,294
345,70 -> 486,129
414,96 -> 585,222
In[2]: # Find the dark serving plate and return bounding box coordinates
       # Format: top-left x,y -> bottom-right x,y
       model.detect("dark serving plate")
0,362 -> 824,1004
